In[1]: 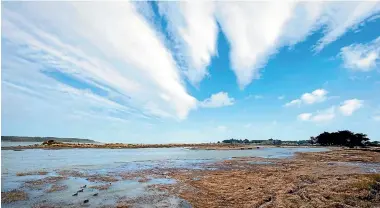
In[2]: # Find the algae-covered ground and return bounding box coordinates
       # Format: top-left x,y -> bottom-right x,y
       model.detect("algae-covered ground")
161,149 -> 380,207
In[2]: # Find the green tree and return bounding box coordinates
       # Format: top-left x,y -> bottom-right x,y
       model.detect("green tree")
314,130 -> 370,147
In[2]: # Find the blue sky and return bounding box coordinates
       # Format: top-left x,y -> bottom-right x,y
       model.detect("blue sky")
1,2 -> 380,143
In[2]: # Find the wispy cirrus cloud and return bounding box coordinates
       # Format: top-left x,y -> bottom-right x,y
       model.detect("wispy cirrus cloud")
216,2 -> 380,88
2,2 -> 197,121
157,2 -> 380,89
158,1 -> 218,85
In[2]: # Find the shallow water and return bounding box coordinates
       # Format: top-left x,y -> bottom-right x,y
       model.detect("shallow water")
1,147 -> 328,175
1,142 -> 41,147
329,162 -> 380,173
1,147 -> 328,207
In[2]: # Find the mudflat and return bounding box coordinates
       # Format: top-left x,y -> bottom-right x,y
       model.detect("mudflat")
2,148 -> 380,207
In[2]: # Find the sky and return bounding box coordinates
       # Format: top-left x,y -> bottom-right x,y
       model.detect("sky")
1,1 -> 380,143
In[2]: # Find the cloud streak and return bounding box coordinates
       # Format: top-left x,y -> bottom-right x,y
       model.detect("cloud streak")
216,2 -> 379,88
2,2 -> 197,120
158,2 -> 218,85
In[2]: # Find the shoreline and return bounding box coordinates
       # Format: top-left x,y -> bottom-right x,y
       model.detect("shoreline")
2,148 -> 380,207
1,142 -> 333,151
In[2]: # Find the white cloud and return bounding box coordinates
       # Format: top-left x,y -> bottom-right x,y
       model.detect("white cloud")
278,95 -> 285,100
200,92 -> 235,108
158,2 -> 218,85
339,99 -> 363,116
312,107 -> 336,122
285,89 -> 328,107
159,2 -> 378,88
299,107 -> 336,123
298,113 -> 312,121
340,37 -> 380,71
285,99 -> 301,107
216,2 -> 379,88
216,2 -> 296,88
315,2 -> 380,51
2,2 -> 197,120
2,70 -> 138,124
373,115 -> 380,121
301,89 -> 328,104
298,99 -> 364,123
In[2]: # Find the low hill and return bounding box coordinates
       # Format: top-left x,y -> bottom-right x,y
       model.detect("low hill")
1,136 -> 96,143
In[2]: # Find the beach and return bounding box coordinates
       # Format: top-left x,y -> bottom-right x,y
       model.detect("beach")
2,147 -> 380,207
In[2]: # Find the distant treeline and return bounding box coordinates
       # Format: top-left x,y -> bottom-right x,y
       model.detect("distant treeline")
1,136 -> 96,143
220,130 -> 379,147
219,138 -> 310,145
311,130 -> 378,147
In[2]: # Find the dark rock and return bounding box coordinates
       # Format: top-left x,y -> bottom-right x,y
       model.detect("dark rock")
247,187 -> 252,190
78,189 -> 84,193
83,199 -> 89,203
93,193 -> 98,196
72,192 -> 78,196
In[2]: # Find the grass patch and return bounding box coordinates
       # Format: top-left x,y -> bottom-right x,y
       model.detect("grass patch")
1,190 -> 28,203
